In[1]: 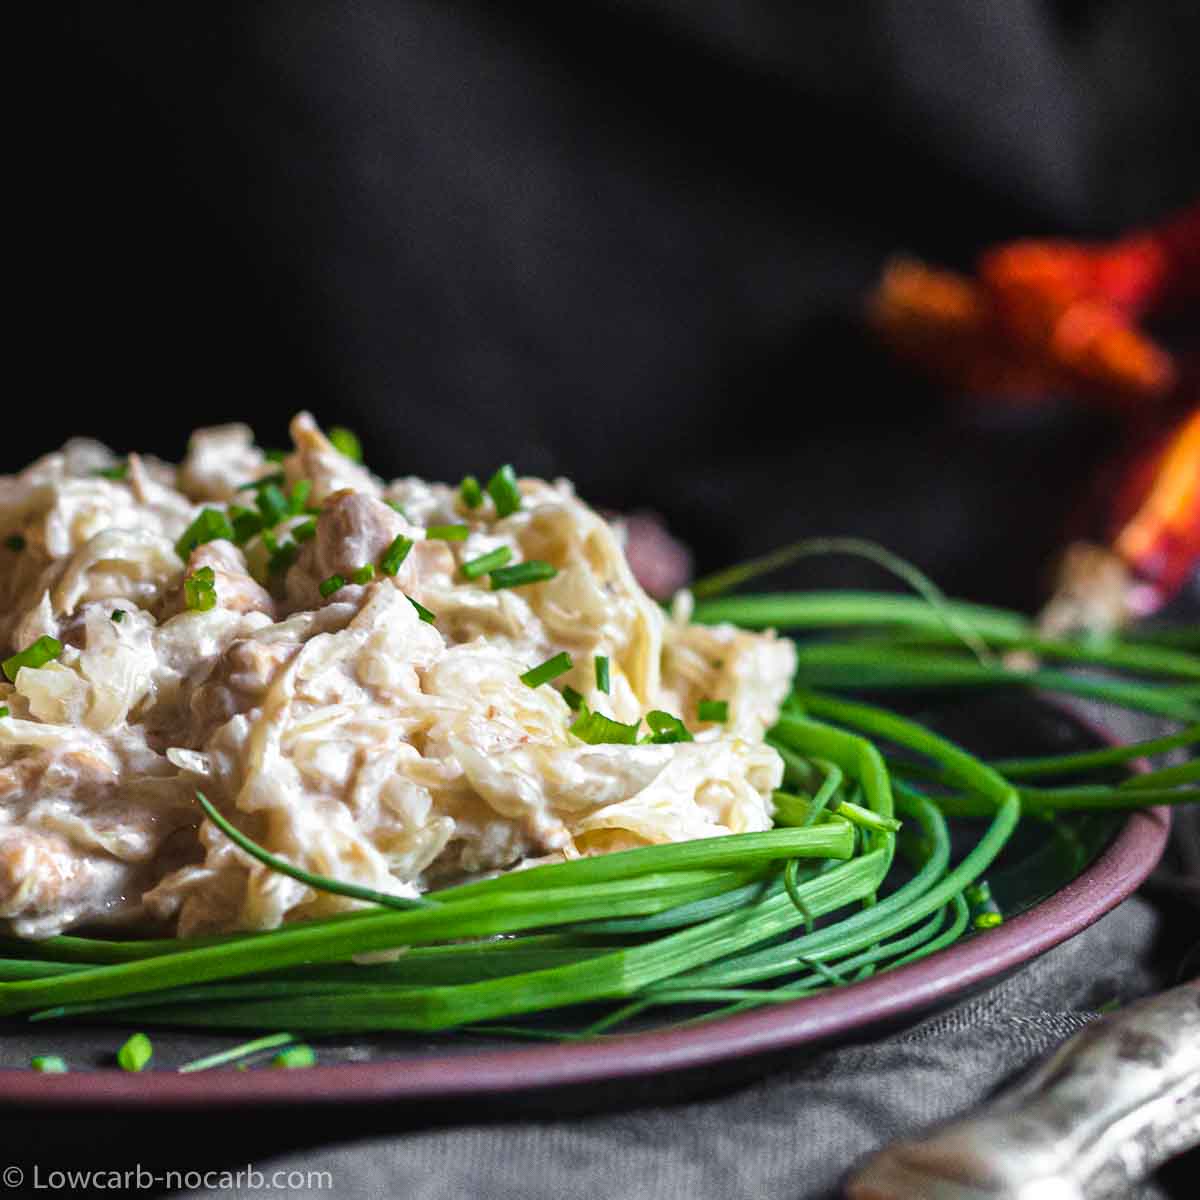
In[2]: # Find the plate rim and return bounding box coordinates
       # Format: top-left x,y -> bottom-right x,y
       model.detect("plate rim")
0,803 -> 1169,1110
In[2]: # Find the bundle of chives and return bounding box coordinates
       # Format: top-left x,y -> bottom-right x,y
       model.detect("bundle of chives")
3,566 -> 1195,1046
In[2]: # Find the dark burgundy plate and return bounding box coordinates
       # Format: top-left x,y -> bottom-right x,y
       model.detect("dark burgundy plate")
0,693 -> 1171,1110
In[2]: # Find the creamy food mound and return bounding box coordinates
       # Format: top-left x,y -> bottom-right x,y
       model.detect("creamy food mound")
0,414 -> 795,939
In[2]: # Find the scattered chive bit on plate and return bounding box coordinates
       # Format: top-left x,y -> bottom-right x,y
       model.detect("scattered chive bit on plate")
31,1055 -> 68,1073
117,1033 -> 153,1073
178,1033 -> 296,1074
272,1045 -> 317,1069
0,413 -> 1196,1052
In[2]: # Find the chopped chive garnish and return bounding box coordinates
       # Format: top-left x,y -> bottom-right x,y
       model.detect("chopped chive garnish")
385,499 -> 407,517
569,708 -> 640,745
94,461 -> 128,481
425,524 -> 469,541
175,508 -> 235,560
256,483 -> 290,528
328,426 -> 363,462
268,539 -> 300,575
178,1032 -> 295,1074
3,636 -> 63,683
407,595 -> 436,623
4,534 -> 25,551
521,652 -> 573,689
489,561 -> 556,590
352,563 -> 376,585
117,1033 -> 153,1073
272,1045 -> 316,1069
288,479 -> 312,514
229,505 -> 263,545
644,710 -> 693,744
460,475 -> 483,508
236,472 -> 286,492
292,518 -> 317,544
486,464 -> 522,517
595,655 -> 610,694
966,879 -> 1004,929
698,699 -> 728,723
460,546 -> 511,580
263,448 -> 287,463
561,685 -> 584,711
319,574 -> 346,598
31,1055 -> 68,1073
381,534 -> 414,576
111,609 -> 126,623
185,566 -> 217,612
0,707 -> 9,719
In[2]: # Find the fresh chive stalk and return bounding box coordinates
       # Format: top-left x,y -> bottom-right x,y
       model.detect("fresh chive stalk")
197,794 -> 432,912
178,1032 -> 296,1073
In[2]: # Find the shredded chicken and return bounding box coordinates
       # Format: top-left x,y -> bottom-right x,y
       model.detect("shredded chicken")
0,413 -> 795,939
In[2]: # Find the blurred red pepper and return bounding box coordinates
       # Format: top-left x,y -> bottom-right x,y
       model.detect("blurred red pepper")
868,202 -> 1199,625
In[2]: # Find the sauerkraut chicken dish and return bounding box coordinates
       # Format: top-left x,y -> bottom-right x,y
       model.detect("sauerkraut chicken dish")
0,415 -> 794,942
